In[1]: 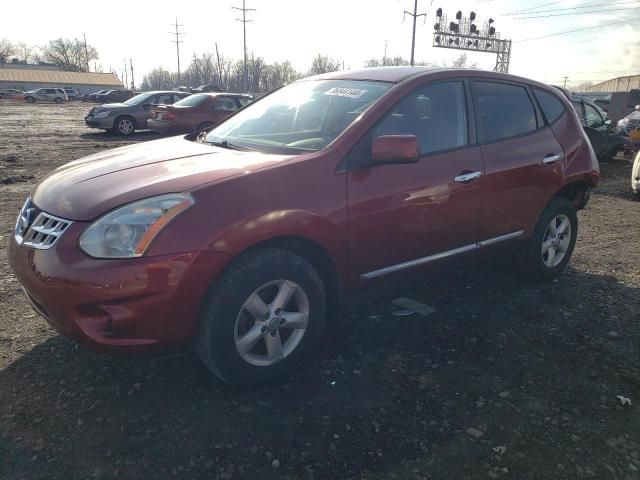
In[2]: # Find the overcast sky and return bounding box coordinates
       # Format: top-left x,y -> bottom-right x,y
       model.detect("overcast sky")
3,0 -> 639,88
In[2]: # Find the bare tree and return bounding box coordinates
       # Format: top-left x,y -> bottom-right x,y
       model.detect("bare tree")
575,81 -> 594,92
449,54 -> 477,69
140,67 -> 177,90
43,38 -> 98,72
309,54 -> 341,75
0,38 -> 15,63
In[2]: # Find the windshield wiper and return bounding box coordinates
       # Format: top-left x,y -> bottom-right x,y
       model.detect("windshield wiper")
205,138 -> 252,151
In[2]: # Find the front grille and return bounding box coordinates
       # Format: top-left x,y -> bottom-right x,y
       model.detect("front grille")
14,197 -> 72,250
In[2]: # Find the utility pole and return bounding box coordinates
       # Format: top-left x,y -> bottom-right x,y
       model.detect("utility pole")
169,17 -> 185,83
215,43 -> 223,88
563,76 -> 569,88
83,34 -> 89,71
123,59 -> 128,89
383,40 -> 388,65
130,58 -> 135,90
404,0 -> 426,66
233,0 -> 255,93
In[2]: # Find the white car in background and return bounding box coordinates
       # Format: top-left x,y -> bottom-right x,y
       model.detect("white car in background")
633,150 -> 640,198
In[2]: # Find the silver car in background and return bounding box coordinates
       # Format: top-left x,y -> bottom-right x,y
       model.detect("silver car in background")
24,88 -> 68,103
84,91 -> 190,136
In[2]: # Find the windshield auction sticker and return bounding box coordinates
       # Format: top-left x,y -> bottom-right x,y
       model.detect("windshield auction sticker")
324,87 -> 367,99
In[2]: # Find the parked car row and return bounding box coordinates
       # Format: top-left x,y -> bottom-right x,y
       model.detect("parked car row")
85,90 -> 254,136
81,89 -> 135,103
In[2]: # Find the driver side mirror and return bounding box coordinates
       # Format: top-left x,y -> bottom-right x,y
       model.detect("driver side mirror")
371,135 -> 420,165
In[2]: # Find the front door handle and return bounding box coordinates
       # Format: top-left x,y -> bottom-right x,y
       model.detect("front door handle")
543,154 -> 561,164
454,171 -> 482,183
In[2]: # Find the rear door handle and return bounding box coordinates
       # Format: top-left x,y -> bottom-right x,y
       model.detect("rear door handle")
543,154 -> 561,164
454,171 -> 482,183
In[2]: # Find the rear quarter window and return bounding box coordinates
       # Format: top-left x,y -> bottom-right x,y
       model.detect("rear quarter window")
472,81 -> 538,143
533,88 -> 566,124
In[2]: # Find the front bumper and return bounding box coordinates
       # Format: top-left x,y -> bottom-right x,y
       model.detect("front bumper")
85,114 -> 114,129
8,222 -> 228,354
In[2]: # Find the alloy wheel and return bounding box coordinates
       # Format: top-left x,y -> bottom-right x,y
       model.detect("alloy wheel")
541,214 -> 572,268
234,279 -> 309,367
118,118 -> 134,135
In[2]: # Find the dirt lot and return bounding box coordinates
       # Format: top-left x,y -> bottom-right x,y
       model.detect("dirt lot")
0,101 -> 639,480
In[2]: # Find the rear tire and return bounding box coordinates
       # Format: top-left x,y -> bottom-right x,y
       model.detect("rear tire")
25,96 -> 35,103
518,197 -> 578,281
197,247 -> 326,387
114,116 -> 135,136
54,97 -> 63,104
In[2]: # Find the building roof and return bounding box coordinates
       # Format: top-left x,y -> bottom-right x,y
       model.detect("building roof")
0,68 -> 123,87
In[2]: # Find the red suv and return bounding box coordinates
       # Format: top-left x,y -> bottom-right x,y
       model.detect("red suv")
9,68 -> 599,386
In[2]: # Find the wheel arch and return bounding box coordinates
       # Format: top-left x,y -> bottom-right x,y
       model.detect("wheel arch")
553,179 -> 592,210
219,235 -> 342,324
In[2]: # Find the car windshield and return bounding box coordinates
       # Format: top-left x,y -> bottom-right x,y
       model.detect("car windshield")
124,92 -> 154,106
204,79 -> 392,154
174,94 -> 206,107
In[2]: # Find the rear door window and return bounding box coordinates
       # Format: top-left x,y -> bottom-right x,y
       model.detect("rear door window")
472,81 -> 538,143
213,97 -> 239,111
533,88 -> 565,124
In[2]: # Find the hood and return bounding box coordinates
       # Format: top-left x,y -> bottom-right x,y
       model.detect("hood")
32,136 -> 292,221
96,103 -> 129,111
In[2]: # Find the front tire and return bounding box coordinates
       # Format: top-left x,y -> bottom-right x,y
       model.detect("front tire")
25,96 -> 35,103
54,97 -> 63,104
114,116 -> 135,136
197,247 -> 326,387
518,197 -> 578,281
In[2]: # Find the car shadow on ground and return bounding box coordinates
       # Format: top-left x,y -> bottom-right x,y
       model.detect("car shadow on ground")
1,260 -> 639,479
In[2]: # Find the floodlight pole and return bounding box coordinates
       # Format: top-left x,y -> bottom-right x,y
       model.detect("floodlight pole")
233,0 -> 256,93
404,0 -> 426,66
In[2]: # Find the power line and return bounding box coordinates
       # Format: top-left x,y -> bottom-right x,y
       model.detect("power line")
515,19 -> 637,41
169,18 -> 185,83
501,0 -> 566,16
514,6 -> 640,19
233,0 -> 256,93
509,0 -> 640,15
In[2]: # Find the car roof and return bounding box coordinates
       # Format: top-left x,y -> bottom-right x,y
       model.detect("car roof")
198,92 -> 251,97
145,90 -> 190,94
301,67 -> 558,89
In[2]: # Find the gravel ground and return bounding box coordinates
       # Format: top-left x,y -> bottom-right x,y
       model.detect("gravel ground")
0,101 -> 639,480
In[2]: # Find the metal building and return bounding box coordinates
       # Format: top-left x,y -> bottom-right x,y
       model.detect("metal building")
0,68 -> 123,96
584,75 -> 640,93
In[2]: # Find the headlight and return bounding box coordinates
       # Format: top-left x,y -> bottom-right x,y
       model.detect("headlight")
93,111 -> 111,119
79,194 -> 194,258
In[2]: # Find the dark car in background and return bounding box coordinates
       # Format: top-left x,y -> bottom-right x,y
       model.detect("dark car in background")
63,88 -> 80,101
148,93 -> 253,134
193,84 -> 223,93
0,88 -> 25,100
85,90 -> 190,135
570,96 -> 629,160
82,90 -> 109,102
95,89 -> 134,104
